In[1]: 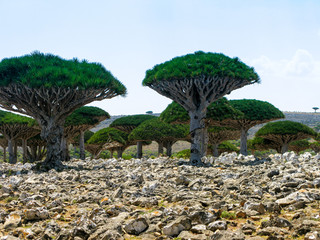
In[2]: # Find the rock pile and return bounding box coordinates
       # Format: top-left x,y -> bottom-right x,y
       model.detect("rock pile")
1,152 -> 320,239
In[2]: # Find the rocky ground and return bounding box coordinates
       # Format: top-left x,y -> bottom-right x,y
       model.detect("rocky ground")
1,152 -> 320,239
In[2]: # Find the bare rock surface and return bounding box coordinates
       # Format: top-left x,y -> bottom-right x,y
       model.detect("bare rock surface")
1,153 -> 320,239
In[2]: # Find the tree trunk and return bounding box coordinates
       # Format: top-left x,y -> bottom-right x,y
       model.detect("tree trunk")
240,128 -> 248,156
61,137 -> 69,162
212,143 -> 219,157
3,147 -> 6,162
14,141 -> 18,160
110,149 -> 114,158
8,139 -> 16,164
137,141 -> 143,158
158,142 -> 164,156
166,142 -> 173,157
22,139 -> 27,163
79,130 -> 85,160
117,149 -> 123,159
40,118 -> 65,170
281,143 -> 289,154
189,110 -> 207,165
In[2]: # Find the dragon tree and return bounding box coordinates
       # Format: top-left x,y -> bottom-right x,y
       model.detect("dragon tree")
110,114 -> 157,158
143,51 -> 259,165
0,52 -> 126,169
225,99 -> 285,155
208,126 -> 240,157
129,118 -> 189,156
87,127 -> 128,158
64,106 -> 110,160
0,110 -> 38,163
256,121 -> 317,153
160,97 -> 244,158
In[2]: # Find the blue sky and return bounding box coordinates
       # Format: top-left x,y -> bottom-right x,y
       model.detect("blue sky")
0,0 -> 319,115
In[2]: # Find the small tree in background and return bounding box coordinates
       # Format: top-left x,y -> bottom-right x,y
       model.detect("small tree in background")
225,99 -> 285,155
0,110 -> 38,163
25,134 -> 47,163
313,107 -> 319,113
256,120 -> 317,153
110,114 -> 157,158
248,137 -> 281,154
289,139 -> 311,153
160,98 -> 243,156
217,141 -> 239,154
0,52 -> 126,169
129,118 -> 189,156
207,126 -> 240,157
87,127 -> 128,158
143,51 -> 259,165
64,106 -> 110,160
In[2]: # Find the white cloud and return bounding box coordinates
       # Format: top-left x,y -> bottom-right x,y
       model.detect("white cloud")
251,49 -> 318,80
228,49 -> 320,112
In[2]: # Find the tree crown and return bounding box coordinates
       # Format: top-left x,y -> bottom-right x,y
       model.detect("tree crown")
87,127 -> 128,145
160,98 -> 243,124
0,110 -> 36,126
256,120 -> 317,137
65,106 -> 110,127
110,114 -> 157,128
142,51 -> 260,85
0,52 -> 126,94
229,99 -> 284,121
129,118 -> 189,142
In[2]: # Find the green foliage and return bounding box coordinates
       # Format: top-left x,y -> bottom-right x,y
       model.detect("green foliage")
87,127 -> 128,145
0,110 -> 36,126
290,139 -> 310,148
289,139 -> 311,153
248,137 -> 278,151
143,51 -> 259,85
256,121 -> 317,137
220,211 -> 236,220
218,141 -> 239,153
110,114 -> 157,128
229,99 -> 284,121
160,98 -> 243,124
0,52 -> 126,94
129,118 -> 189,142
65,106 -> 109,126
172,149 -> 191,159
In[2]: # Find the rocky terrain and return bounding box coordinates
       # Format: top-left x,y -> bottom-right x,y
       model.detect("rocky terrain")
1,153 -> 320,239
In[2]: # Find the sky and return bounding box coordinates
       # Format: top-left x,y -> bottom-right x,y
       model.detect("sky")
0,0 -> 319,115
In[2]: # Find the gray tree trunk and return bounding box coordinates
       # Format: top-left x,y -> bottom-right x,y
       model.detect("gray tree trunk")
281,143 -> 289,154
8,139 -> 16,164
40,118 -> 65,170
240,128 -> 248,156
158,142 -> 164,156
166,142 -> 173,157
117,148 -> 123,158
110,149 -> 114,158
3,147 -> 6,162
189,110 -> 207,165
22,139 -> 27,163
14,141 -> 18,160
79,130 -> 85,160
137,141 -> 143,158
212,143 -> 219,157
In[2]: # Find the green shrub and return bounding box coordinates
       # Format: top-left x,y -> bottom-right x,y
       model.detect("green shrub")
172,149 -> 191,159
